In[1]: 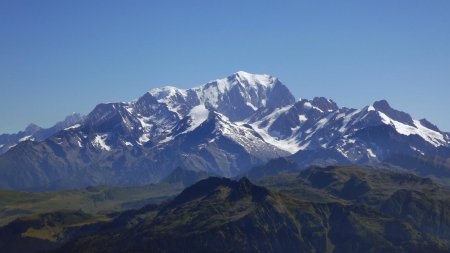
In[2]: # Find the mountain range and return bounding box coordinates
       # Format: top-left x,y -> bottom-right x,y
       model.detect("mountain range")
1,71 -> 449,190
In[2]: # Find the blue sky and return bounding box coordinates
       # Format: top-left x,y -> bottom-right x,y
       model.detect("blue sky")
1,0 -> 449,133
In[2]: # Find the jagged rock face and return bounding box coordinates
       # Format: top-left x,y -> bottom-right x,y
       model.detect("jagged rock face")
0,71 -> 449,191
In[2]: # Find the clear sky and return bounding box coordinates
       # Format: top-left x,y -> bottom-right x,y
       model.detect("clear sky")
1,0 -> 449,133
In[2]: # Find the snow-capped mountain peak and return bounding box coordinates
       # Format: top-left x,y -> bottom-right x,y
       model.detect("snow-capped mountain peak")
148,86 -> 194,118
143,71 -> 296,122
149,86 -> 188,101
195,71 -> 278,106
371,99 -> 414,126
234,70 -> 278,88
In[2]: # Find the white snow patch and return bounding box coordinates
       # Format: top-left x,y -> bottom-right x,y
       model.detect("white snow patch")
303,102 -> 312,109
64,124 -> 81,131
312,106 -> 324,113
336,146 -> 349,158
299,115 -> 308,122
335,113 -> 345,120
316,117 -> 329,128
139,134 -> 150,144
125,106 -> 134,114
246,102 -> 258,111
252,127 -> 301,153
378,111 -> 446,147
367,148 -> 377,158
186,104 -> 210,132
261,99 -> 267,107
410,146 -> 425,156
414,120 -> 446,146
92,134 -> 111,151
19,135 -> 32,142
124,141 -> 133,147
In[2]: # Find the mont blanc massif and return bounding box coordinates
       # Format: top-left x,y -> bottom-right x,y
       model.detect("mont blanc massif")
1,72 -> 450,253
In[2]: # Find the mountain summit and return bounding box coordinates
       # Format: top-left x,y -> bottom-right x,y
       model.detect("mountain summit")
149,71 -> 296,121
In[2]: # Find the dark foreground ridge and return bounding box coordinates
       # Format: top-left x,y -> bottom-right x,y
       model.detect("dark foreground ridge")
1,166 -> 449,253
56,175 -> 450,253
0,164 -> 450,253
